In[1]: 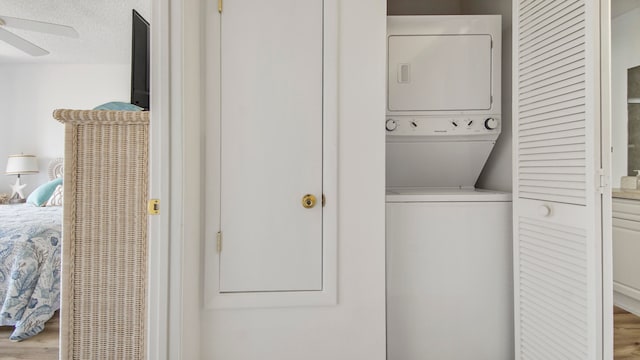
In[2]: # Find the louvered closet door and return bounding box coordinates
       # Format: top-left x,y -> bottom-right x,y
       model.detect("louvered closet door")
514,0 -> 603,359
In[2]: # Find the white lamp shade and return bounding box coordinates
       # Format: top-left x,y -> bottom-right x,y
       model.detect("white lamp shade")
6,154 -> 39,175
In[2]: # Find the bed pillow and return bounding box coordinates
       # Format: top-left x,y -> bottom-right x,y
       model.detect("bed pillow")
46,183 -> 63,206
27,178 -> 63,207
93,101 -> 143,111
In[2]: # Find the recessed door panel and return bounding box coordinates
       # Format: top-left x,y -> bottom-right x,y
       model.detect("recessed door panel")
388,34 -> 492,111
219,0 -> 323,292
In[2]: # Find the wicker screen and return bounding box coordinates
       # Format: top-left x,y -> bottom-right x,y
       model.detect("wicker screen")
54,109 -> 149,360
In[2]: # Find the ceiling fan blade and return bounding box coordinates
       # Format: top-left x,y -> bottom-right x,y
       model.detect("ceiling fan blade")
0,15 -> 79,38
0,27 -> 48,56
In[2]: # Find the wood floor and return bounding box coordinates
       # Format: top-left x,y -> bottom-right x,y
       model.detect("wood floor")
0,307 -> 637,359
0,311 -> 59,360
615,306 -> 640,359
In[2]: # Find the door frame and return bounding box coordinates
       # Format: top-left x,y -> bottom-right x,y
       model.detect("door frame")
147,0 -> 204,358
147,0 -> 171,358
600,0 -> 613,358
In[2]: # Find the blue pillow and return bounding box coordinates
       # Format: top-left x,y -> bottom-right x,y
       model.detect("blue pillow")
93,102 -> 143,111
27,178 -> 63,207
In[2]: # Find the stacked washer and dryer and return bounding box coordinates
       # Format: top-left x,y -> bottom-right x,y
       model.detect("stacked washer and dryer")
385,16 -> 513,360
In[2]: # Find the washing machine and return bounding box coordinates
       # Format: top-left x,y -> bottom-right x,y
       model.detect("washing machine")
385,16 -> 513,360
386,188 -> 512,360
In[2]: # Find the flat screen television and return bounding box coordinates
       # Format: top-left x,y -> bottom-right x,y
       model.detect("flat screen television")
131,9 -> 150,110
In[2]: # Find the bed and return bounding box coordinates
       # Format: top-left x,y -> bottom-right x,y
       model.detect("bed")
0,159 -> 63,341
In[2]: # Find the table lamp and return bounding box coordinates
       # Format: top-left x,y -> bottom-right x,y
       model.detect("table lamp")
5,154 -> 39,204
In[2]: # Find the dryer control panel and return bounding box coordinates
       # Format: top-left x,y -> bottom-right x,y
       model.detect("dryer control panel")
385,115 -> 500,137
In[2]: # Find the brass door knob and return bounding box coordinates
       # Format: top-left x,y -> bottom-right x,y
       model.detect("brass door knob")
302,194 -> 317,209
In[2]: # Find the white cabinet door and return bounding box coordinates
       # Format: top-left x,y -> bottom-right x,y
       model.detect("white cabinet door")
613,220 -> 640,290
219,0 -> 323,292
513,0 -> 604,359
612,198 -> 640,314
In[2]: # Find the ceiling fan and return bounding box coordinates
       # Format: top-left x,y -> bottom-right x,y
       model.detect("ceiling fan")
0,15 -> 78,56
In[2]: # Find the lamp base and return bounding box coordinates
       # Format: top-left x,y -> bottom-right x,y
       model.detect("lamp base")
9,176 -> 27,201
8,191 -> 25,204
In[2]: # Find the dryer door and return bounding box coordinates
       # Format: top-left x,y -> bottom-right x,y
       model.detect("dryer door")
388,34 -> 493,111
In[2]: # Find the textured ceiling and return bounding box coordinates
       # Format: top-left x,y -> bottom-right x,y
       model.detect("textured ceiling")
0,0 -> 150,64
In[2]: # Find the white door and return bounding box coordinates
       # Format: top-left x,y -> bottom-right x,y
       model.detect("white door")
513,0 -> 605,359
219,0 -> 323,292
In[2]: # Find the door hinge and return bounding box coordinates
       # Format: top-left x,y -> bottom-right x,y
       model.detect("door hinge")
218,0 -> 222,13
148,199 -> 160,215
598,168 -> 607,194
216,231 -> 222,253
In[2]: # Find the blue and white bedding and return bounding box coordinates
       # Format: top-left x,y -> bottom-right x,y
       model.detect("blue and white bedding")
0,203 -> 62,341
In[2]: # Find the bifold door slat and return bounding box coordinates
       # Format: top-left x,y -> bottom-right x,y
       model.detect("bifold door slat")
517,215 -> 590,358
520,286 -> 587,331
520,42 -> 584,80
519,89 -> 585,115
520,17 -> 584,60
519,171 -> 584,182
519,122 -> 584,137
520,184 -> 584,197
519,167 -> 584,176
519,179 -> 584,190
520,29 -> 583,67
518,135 -> 585,149
519,69 -> 585,97
520,0 -> 583,43
520,81 -> 584,108
519,151 -> 584,162
519,57 -> 585,89
519,127 -> 585,143
519,112 -> 584,130
519,0 -> 555,23
519,193 -> 586,205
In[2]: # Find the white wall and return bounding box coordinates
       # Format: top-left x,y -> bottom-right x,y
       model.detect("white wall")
197,0 -> 388,359
462,0 -> 513,192
612,8 -> 640,184
0,64 -> 129,195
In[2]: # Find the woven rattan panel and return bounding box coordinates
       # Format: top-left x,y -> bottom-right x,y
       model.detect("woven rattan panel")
54,109 -> 149,360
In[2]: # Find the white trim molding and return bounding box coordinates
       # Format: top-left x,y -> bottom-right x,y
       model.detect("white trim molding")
147,0 -> 171,358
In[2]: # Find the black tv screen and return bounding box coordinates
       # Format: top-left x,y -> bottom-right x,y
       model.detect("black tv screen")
131,10 -> 150,110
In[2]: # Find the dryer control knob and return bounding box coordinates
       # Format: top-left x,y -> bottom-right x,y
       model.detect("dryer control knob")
386,119 -> 398,131
484,117 -> 498,130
